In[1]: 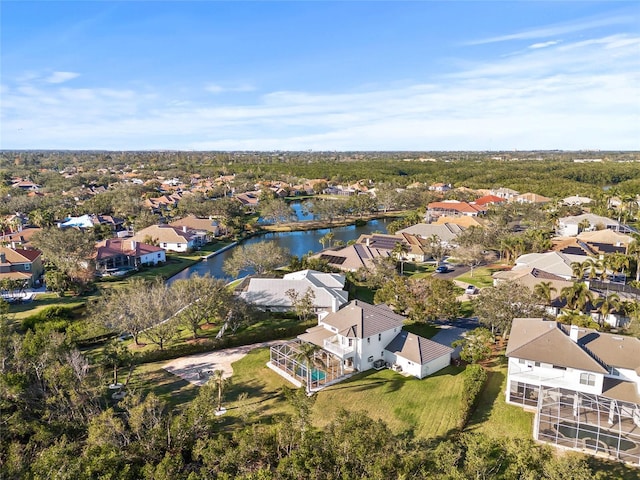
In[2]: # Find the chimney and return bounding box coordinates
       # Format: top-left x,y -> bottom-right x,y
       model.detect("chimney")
130,240 -> 137,251
569,324 -> 580,343
365,237 -> 370,247
182,225 -> 187,233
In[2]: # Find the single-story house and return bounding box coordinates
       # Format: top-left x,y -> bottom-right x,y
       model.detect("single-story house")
239,269 -> 348,313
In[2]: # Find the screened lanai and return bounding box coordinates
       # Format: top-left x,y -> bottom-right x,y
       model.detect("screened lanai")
536,386 -> 640,466
269,340 -> 348,391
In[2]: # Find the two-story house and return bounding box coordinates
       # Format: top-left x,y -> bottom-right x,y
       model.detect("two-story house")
130,225 -> 205,252
0,246 -> 43,288
506,318 -> 640,465
269,300 -> 453,392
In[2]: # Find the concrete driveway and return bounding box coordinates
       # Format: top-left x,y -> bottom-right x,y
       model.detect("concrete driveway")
431,318 -> 478,359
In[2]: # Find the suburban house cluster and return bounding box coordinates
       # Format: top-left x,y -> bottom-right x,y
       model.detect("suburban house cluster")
506,318 -> 640,465
268,299 -> 454,391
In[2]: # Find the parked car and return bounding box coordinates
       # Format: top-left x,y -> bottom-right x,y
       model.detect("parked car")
465,285 -> 477,295
435,265 -> 451,273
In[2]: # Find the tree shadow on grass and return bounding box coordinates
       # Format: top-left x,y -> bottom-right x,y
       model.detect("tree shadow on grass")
464,369 -> 505,431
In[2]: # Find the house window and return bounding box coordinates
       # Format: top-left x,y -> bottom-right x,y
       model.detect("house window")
367,338 -> 370,344
24,264 -> 31,270
552,365 -> 566,370
534,362 -> 540,367
157,253 -> 162,258
381,351 -> 384,357
367,356 -> 374,362
608,367 -> 620,376
579,373 -> 596,386
162,243 -> 168,248
378,333 -> 381,342
518,359 -> 525,364
348,339 -> 353,347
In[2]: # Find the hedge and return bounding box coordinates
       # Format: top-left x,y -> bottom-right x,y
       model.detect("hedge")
21,305 -> 83,332
458,364 -> 488,429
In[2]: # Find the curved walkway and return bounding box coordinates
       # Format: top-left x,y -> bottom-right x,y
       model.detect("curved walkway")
162,340 -> 284,386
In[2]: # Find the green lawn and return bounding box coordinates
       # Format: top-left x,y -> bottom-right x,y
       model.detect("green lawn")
8,293 -> 87,321
312,366 -> 465,439
126,360 -> 200,406
352,284 -> 376,303
455,265 -> 506,288
465,357 -> 533,440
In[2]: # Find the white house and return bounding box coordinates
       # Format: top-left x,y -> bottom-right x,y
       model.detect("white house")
506,318 -> 640,465
556,213 -> 627,237
512,251 -> 590,280
130,224 -> 203,252
269,300 -> 453,391
239,269 -> 348,313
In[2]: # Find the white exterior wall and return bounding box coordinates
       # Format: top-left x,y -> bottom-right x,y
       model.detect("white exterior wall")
159,241 -> 193,252
507,357 -> 605,397
421,353 -> 451,378
139,251 -> 166,266
390,354 -> 422,378
558,223 -> 579,237
353,326 -> 402,372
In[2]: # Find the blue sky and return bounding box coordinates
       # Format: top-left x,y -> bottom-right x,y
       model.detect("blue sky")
1,1 -> 639,150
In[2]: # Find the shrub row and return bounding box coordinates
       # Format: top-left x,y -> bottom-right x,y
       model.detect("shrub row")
458,364 -> 488,429
21,305 -> 83,332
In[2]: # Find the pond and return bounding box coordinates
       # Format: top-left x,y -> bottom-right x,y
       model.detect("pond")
169,218 -> 389,282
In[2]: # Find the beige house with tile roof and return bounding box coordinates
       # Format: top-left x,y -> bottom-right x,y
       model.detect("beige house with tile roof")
130,225 -> 204,252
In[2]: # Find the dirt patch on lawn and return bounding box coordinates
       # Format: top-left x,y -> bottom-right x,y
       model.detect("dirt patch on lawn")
162,340 -> 284,386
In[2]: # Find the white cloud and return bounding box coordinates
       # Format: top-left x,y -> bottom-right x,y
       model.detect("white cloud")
529,40 -> 559,49
205,83 -> 255,94
467,14 -> 633,45
2,32 -> 639,150
45,71 -> 80,84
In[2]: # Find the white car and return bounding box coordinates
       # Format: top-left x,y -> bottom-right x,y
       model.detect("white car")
465,285 -> 477,295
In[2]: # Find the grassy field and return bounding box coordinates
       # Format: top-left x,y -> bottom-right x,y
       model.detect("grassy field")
126,360 -> 200,406
454,265 -> 508,289
465,356 -> 533,440
312,365 -> 465,439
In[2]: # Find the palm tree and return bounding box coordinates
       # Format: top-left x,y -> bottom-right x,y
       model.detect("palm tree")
570,261 -> 589,281
534,281 -> 557,305
293,342 -> 326,395
210,369 -> 229,414
319,232 -> 334,249
627,235 -> 640,282
392,242 -> 409,276
605,253 -> 629,278
560,282 -> 594,312
594,293 -> 621,328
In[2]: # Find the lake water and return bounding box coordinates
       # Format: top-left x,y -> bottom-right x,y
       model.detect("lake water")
169,218 -> 389,282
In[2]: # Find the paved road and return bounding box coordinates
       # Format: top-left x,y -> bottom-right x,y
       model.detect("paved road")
431,318 -> 478,359
433,265 -> 470,280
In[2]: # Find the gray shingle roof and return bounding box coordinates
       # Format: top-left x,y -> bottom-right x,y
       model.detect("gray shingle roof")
321,300 -> 404,338
385,331 -> 453,365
